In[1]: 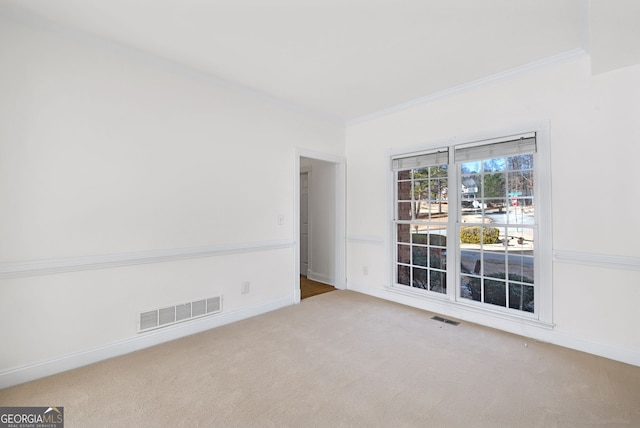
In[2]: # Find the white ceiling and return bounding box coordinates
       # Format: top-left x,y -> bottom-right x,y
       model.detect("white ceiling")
1,0 -> 587,122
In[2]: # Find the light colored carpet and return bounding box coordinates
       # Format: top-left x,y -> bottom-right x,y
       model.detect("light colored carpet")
1,290 -> 639,427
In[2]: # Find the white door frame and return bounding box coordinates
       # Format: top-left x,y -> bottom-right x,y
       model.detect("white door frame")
299,169 -> 311,278
294,148 -> 346,303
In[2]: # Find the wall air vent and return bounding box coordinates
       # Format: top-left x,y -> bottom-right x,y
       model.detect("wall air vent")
431,315 -> 460,326
138,295 -> 223,333
207,296 -> 221,313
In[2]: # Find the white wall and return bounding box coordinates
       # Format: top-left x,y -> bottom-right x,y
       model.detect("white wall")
590,0 -> 640,74
0,15 -> 344,386
345,53 -> 640,365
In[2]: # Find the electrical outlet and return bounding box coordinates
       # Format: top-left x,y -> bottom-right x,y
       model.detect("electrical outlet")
363,265 -> 369,276
241,281 -> 250,294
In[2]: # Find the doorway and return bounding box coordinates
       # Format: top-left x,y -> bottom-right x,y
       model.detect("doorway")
295,150 -> 345,303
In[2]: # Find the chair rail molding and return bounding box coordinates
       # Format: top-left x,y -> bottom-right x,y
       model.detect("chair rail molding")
0,240 -> 295,280
553,250 -> 640,272
347,235 -> 385,245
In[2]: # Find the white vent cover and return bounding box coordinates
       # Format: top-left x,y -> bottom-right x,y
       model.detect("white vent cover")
138,295 -> 223,333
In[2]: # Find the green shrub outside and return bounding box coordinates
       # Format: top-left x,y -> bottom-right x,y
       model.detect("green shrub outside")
460,226 -> 500,244
412,233 -> 446,246
464,273 -> 534,312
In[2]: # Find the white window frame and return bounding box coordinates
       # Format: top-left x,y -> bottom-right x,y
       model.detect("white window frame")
388,124 -> 553,326
392,148 -> 450,297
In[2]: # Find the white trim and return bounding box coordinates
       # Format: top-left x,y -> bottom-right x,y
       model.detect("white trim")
535,125 -> 554,323
347,283 -> 640,367
0,296 -> 294,389
334,160 -> 347,290
300,170 -> 312,279
307,270 -> 333,286
296,148 -> 346,165
347,48 -> 587,127
387,121 -> 553,323
553,251 -> 640,271
294,148 -> 347,299
0,240 -> 294,280
294,154 -> 302,304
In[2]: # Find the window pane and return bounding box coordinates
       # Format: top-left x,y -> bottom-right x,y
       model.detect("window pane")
398,265 -> 410,286
398,202 -> 412,220
508,154 -> 533,170
483,172 -> 506,198
412,229 -> 427,244
415,202 -> 429,219
428,228 -> 447,247
485,279 -> 506,307
398,170 -> 411,180
417,177 -> 447,221
397,244 -> 411,264
507,170 -> 533,200
413,267 -> 428,289
460,250 -> 481,275
397,224 -> 411,243
461,175 -> 479,199
505,227 -> 534,251
412,246 -> 427,267
430,271 -> 446,294
461,161 -> 481,174
414,167 -> 429,178
509,283 -> 534,312
460,274 -> 480,301
431,165 -> 448,177
397,180 -> 411,201
485,198 -> 507,215
414,179 -> 428,195
430,246 -> 446,270
483,157 -> 506,172
509,254 -> 534,284
484,251 -> 506,279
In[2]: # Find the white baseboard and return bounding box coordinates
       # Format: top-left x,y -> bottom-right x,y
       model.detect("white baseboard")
0,296 -> 294,389
307,271 -> 333,286
347,281 -> 640,367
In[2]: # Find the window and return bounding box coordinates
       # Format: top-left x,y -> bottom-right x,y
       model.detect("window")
392,132 -> 548,320
457,136 -> 536,313
393,150 -> 449,294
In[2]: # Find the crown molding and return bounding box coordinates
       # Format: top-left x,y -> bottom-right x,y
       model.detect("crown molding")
347,48 -> 588,127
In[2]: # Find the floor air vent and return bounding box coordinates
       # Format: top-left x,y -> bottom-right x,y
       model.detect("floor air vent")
138,295 -> 222,332
431,316 -> 460,326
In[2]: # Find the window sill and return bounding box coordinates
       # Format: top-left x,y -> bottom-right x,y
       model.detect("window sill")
385,284 -> 555,330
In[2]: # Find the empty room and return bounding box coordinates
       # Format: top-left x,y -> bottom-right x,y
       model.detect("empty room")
1,1 -> 639,426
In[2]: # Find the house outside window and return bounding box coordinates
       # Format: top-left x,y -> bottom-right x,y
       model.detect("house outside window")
392,131 -> 551,321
